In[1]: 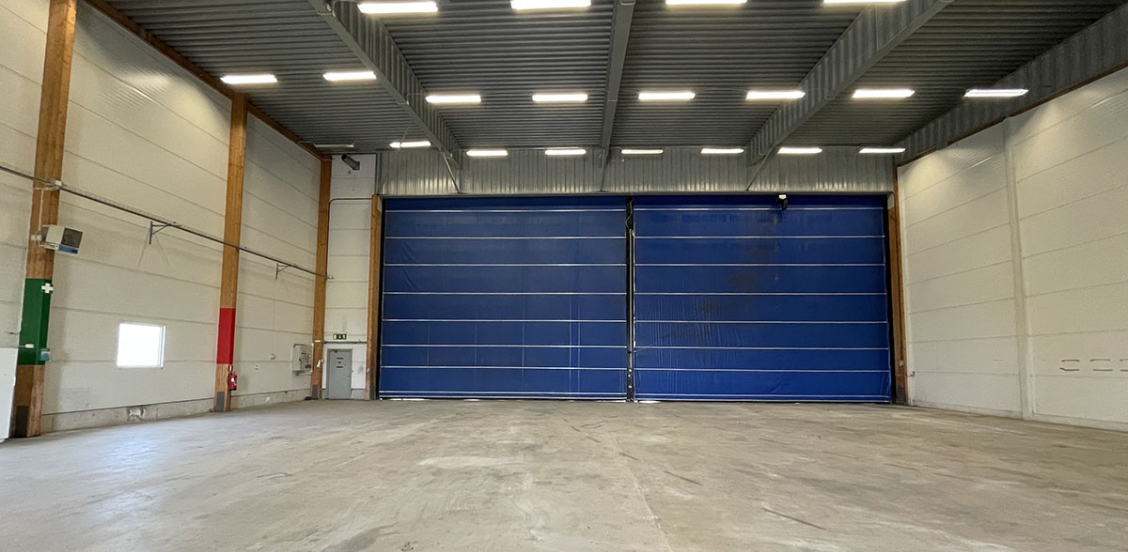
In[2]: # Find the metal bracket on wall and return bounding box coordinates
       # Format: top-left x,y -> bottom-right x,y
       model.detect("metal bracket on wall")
0,162 -> 331,280
148,221 -> 174,244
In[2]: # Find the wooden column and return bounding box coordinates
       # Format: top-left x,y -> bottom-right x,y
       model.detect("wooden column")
12,0 -> 78,438
365,196 -> 383,400
309,158 -> 331,399
213,93 -> 247,412
888,171 -> 909,405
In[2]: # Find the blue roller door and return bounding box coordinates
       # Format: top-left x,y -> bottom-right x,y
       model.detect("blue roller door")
380,197 -> 629,399
632,195 -> 892,402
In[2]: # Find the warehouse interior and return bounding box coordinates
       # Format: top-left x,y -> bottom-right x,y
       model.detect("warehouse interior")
2,0 -> 1128,550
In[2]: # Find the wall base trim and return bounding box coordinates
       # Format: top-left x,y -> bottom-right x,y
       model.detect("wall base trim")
913,401 -> 1128,433
40,389 -> 309,433
911,401 -> 1023,420
1030,413 -> 1128,434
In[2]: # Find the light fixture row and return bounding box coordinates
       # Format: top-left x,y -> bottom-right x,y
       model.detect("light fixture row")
375,146 -> 908,157
218,74 -> 1030,107
354,0 -> 910,16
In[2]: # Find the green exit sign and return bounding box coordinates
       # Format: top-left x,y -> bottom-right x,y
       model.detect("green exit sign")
333,333 -> 347,340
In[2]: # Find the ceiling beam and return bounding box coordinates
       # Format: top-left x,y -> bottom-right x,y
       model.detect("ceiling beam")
311,0 -> 461,169
898,2 -> 1128,163
746,0 -> 953,161
599,0 -> 635,166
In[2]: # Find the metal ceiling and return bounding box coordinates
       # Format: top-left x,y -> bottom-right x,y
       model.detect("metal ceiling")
110,0 -> 417,152
379,0 -> 614,148
788,0 -> 1128,146
614,0 -> 861,147
105,0 -> 1128,154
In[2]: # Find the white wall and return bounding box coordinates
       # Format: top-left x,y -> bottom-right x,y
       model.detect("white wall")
231,118 -> 320,406
0,0 -> 47,438
898,124 -> 1023,417
325,155 -> 376,395
0,1 -> 320,432
899,67 -> 1128,431
43,2 -> 231,430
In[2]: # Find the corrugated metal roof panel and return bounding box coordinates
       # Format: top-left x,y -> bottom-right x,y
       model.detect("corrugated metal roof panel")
379,0 -> 613,148
613,0 -> 863,146
375,147 -> 892,196
109,0 -> 417,151
789,0 -> 1126,146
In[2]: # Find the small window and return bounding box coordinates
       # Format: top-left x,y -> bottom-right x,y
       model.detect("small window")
116,323 -> 165,368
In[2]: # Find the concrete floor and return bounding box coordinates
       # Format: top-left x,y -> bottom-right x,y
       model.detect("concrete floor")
2,402 -> 1127,552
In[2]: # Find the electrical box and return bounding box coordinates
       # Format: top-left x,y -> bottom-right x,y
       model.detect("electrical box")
40,225 -> 83,254
292,343 -> 312,374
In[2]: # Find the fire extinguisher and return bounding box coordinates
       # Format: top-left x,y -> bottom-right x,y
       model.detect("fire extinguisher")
227,366 -> 238,391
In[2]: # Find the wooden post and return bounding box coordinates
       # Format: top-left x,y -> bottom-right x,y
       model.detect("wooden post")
309,158 -> 331,399
213,93 -> 247,412
888,170 -> 909,405
12,0 -> 78,438
365,196 -> 382,400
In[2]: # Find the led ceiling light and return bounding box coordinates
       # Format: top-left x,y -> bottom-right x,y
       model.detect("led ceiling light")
746,90 -> 806,101
965,88 -> 1029,98
701,147 -> 744,155
859,147 -> 906,154
426,94 -> 482,105
545,148 -> 587,156
313,143 -> 356,149
824,0 -> 906,4
666,0 -> 747,5
778,147 -> 823,155
358,1 -> 439,14
512,0 -> 591,10
532,92 -> 589,103
638,90 -> 696,102
390,140 -> 431,149
220,73 -> 277,85
621,149 -> 664,155
466,149 -> 509,157
853,88 -> 915,99
323,71 -> 377,82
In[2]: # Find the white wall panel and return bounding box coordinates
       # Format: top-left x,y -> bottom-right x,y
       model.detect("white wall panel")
904,226 -> 1012,286
906,263 -> 1014,315
325,155 -> 375,391
903,188 -> 1010,256
233,118 -> 320,401
1023,234 -> 1128,297
900,66 -> 1128,430
898,119 -> 1021,417
36,3 -> 231,416
0,0 -> 45,342
0,0 -> 46,438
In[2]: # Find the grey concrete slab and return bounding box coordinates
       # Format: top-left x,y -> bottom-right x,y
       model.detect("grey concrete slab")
1,401 -> 1126,552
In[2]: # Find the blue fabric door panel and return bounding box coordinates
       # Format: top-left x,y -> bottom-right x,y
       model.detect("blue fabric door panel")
385,265 -> 627,293
634,294 -> 887,322
634,369 -> 891,401
633,210 -> 884,238
380,367 -> 626,398
632,195 -> 892,402
385,238 -> 626,265
634,347 -> 890,371
385,211 -> 626,238
634,236 -> 887,265
382,345 -> 628,369
634,322 -> 889,349
380,197 -> 628,399
383,321 -> 628,346
635,265 -> 886,294
383,293 -> 626,321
